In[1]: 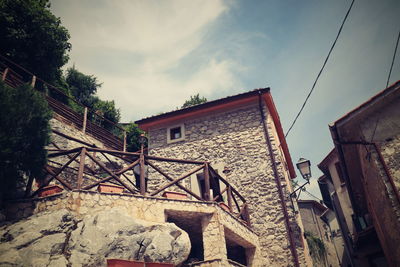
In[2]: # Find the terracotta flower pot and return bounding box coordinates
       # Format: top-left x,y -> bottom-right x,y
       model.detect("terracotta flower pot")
162,191 -> 187,200
98,183 -> 124,193
146,263 -> 174,267
107,259 -> 144,267
38,185 -> 63,197
218,202 -> 231,212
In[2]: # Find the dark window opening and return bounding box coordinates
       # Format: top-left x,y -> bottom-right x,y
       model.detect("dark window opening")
225,227 -> 252,267
166,211 -> 204,267
170,127 -> 182,140
227,245 -> 247,266
352,213 -> 372,232
196,172 -> 223,201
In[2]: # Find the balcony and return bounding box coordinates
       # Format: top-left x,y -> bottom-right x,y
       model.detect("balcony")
25,146 -> 251,227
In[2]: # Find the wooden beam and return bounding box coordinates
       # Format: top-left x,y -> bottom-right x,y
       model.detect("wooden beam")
227,186 -> 233,210
86,152 -> 136,194
45,166 -> 73,190
145,154 -> 204,165
149,164 -> 205,196
209,166 -> 246,203
139,153 -> 146,195
123,131 -> 127,152
1,68 -> 9,81
82,107 -> 88,134
203,163 -> 211,201
47,147 -> 82,158
213,185 -> 228,201
146,160 -> 203,200
52,129 -> 96,148
77,148 -> 86,189
30,75 -> 36,87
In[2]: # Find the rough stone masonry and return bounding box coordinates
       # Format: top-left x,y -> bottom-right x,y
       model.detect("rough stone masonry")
146,101 -> 309,266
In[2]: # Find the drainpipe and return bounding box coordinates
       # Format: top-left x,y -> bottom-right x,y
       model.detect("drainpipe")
257,92 -> 300,267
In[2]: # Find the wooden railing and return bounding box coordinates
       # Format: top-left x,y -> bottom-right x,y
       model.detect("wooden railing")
0,58 -> 126,151
26,146 -> 251,226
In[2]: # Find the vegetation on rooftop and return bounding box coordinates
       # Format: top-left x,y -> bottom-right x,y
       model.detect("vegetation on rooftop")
181,94 -> 207,108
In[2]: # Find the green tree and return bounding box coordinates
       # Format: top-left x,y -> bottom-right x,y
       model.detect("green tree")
66,67 -> 102,106
123,123 -> 146,152
0,81 -> 52,200
181,93 -> 207,108
92,99 -> 121,131
0,0 -> 71,84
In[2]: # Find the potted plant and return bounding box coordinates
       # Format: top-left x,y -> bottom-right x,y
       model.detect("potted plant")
107,259 -> 144,267
98,183 -> 125,193
162,191 -> 187,200
38,184 -> 63,197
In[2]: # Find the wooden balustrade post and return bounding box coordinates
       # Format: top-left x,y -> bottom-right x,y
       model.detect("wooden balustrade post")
244,203 -> 251,226
227,185 -> 233,210
2,68 -> 9,81
30,75 -> 36,87
82,107 -> 88,134
123,131 -> 127,152
139,152 -> 146,195
204,163 -> 211,201
77,148 -> 86,189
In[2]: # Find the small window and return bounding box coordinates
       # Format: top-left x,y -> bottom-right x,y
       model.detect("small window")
167,124 -> 185,143
170,127 -> 182,140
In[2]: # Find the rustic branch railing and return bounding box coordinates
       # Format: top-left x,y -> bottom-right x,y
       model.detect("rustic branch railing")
27,146 -> 251,226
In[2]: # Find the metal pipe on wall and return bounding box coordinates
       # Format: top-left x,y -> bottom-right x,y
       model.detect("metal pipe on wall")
257,91 -> 300,267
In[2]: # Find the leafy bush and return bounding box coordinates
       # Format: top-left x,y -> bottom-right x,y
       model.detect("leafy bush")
0,81 -> 52,200
304,231 -> 326,264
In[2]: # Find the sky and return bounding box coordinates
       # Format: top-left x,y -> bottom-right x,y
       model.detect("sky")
50,0 -> 400,200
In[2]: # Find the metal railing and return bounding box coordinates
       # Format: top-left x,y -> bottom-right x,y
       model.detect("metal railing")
0,55 -> 127,151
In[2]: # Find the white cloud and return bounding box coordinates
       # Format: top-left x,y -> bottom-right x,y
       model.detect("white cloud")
51,0 -> 237,121
99,58 -> 240,121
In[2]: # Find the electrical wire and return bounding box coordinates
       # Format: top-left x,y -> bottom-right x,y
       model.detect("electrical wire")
285,0 -> 355,138
303,189 -> 323,202
369,30 -> 400,142
386,31 -> 400,88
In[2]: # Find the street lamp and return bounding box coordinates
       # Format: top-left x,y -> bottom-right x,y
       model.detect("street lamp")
296,158 -> 311,180
289,158 -> 312,211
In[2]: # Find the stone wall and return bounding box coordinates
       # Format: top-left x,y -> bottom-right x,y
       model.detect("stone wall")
4,191 -> 262,267
147,102 -> 309,266
50,118 -> 106,150
378,133 -> 400,221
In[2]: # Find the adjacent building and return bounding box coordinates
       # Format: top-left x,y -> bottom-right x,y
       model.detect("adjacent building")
298,200 -> 349,267
318,80 -> 400,267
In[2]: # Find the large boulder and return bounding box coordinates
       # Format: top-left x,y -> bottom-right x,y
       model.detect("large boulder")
0,209 -> 190,267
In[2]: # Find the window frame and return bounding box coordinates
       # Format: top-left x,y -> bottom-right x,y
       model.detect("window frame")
167,124 -> 185,144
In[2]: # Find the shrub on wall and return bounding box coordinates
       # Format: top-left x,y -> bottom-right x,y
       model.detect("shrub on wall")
0,81 -> 52,200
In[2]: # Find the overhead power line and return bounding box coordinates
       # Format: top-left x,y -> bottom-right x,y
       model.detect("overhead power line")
285,0 -> 355,138
369,30 -> 400,142
386,31 -> 400,88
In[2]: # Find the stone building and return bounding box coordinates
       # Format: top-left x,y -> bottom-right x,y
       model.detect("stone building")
318,80 -> 400,267
136,88 -> 312,267
298,200 -> 346,267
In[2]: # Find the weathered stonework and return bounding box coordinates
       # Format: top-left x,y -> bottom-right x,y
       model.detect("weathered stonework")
146,102 -> 309,266
4,191 -> 262,267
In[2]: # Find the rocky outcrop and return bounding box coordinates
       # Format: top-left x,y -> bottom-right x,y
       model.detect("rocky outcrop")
0,208 -> 190,267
